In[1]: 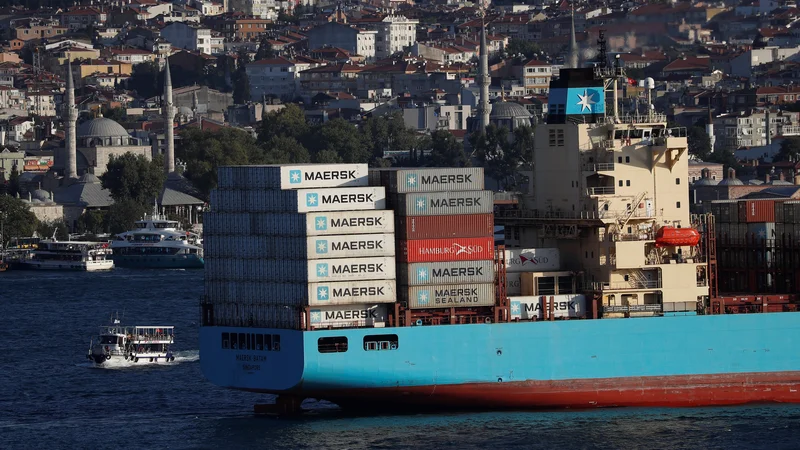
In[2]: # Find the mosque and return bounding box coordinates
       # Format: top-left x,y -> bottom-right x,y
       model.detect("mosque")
30,61 -> 204,230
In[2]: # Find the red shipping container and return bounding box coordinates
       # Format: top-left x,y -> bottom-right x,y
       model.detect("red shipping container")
739,200 -> 776,223
399,237 -> 495,263
396,214 -> 494,240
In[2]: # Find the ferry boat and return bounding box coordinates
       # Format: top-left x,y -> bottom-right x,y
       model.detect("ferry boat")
12,238 -> 114,271
87,320 -> 176,365
110,212 -> 204,269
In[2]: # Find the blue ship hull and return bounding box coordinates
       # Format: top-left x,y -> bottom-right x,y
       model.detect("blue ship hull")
111,254 -> 204,269
199,312 -> 800,410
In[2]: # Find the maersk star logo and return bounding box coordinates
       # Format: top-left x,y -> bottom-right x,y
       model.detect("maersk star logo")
289,169 -> 302,184
306,193 -> 318,207
417,267 -> 428,281
316,286 -> 329,301
316,263 -> 328,277
406,173 -> 417,186
417,290 -> 430,305
511,301 -> 521,316
315,217 -> 327,231
415,197 -> 427,211
310,310 -> 322,323
576,89 -> 597,112
316,240 -> 328,254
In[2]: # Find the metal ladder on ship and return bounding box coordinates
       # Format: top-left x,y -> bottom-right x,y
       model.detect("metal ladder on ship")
616,192 -> 648,233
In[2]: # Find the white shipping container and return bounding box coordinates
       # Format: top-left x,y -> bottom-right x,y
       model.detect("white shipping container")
295,187 -> 386,213
401,283 -> 495,309
307,279 -> 397,305
395,190 -> 493,216
398,260 -> 495,285
505,272 -> 521,295
509,294 -> 586,319
305,233 -> 396,259
307,304 -> 388,329
305,256 -> 396,283
382,168 -> 485,193
504,248 -> 561,273
306,210 -> 395,236
276,164 -> 369,189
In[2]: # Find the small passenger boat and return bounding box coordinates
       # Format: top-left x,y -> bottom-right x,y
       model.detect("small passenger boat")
87,319 -> 176,365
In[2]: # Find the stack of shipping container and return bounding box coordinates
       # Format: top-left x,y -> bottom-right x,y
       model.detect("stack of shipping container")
709,199 -> 800,294
370,168 -> 497,313
203,164 -> 397,329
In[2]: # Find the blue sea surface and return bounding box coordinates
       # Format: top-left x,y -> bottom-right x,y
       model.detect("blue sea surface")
1,269 -> 798,449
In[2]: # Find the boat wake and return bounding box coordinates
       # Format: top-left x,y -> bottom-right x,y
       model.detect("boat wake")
77,350 -> 199,370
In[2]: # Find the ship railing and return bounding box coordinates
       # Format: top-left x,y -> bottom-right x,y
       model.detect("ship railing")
604,113 -> 668,125
583,162 -> 615,172
495,209 -> 603,220
613,232 -> 655,241
587,280 -> 661,290
586,186 -> 616,196
603,304 -> 663,314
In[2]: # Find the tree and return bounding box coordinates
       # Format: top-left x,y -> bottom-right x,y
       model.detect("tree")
232,48 -> 252,104
362,112 -> 419,160
7,165 -> 20,197
76,209 -> 107,235
312,118 -> 370,163
102,106 -> 126,122
255,38 -> 276,60
471,125 -> 532,190
36,220 -> 69,240
314,149 -> 343,164
178,127 -> 265,198
427,130 -> 470,167
506,39 -> 541,59
100,153 -> 165,207
263,136 -> 311,164
0,196 -> 38,247
106,199 -> 147,235
126,61 -> 161,100
777,137 -> 800,162
688,126 -> 712,161
258,104 -> 310,142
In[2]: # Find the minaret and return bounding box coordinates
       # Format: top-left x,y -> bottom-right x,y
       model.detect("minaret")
706,103 -> 716,151
567,6 -> 579,69
163,59 -> 176,174
477,16 -> 490,132
64,61 -> 78,179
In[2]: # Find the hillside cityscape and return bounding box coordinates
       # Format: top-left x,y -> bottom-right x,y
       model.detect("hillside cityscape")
0,0 -> 799,241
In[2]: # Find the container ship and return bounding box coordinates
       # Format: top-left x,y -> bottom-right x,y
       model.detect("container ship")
198,65 -> 800,412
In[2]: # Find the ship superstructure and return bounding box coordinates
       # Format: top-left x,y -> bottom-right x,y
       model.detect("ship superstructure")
500,66 -> 709,316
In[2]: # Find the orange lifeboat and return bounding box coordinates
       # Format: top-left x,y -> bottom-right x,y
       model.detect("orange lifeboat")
655,226 -> 701,248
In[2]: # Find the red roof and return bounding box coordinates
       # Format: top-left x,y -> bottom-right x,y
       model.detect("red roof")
662,56 -> 711,72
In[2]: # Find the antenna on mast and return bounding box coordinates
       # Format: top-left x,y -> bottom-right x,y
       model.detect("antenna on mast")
597,30 -> 607,68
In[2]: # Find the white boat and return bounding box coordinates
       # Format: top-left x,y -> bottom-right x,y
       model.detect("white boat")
13,238 -> 114,271
87,320 -> 176,365
110,210 -> 203,269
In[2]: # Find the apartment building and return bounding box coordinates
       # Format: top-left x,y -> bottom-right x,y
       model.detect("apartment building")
307,22 -> 376,62
247,56 -> 320,101
375,15 -> 418,59
713,110 -> 800,150
161,22 -> 216,55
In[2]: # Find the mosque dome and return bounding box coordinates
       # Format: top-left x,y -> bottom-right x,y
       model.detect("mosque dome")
489,98 -> 532,131
77,117 -> 137,147
78,117 -> 130,138
31,189 -> 50,202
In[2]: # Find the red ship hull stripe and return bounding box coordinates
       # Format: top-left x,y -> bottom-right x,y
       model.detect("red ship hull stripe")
251,371 -> 800,409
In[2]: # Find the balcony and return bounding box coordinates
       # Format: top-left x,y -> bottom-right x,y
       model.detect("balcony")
587,280 -> 662,291
586,186 -> 616,196
583,162 -> 615,173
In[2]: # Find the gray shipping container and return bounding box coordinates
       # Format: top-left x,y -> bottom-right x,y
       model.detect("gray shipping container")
217,164 -> 368,190
398,260 -> 495,285
401,283 -> 495,309
378,168 -> 485,193
393,190 -> 493,216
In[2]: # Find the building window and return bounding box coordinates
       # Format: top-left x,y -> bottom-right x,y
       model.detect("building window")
618,156 -> 622,163
364,334 -> 399,351
626,180 -> 631,186
676,178 -> 680,185
618,180 -> 623,187
625,156 -> 630,163
318,336 -> 348,353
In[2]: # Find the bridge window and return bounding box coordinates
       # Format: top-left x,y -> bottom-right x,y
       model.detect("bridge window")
230,333 -> 238,350
318,337 -> 348,353
222,332 -> 229,349
364,334 -> 399,351
256,333 -> 263,350
272,334 -> 281,351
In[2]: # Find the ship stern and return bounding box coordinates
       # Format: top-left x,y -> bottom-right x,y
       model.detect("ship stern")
199,326 -> 305,394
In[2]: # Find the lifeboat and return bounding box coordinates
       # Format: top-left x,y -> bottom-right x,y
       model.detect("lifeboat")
655,226 -> 701,248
